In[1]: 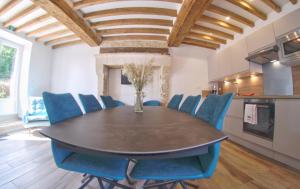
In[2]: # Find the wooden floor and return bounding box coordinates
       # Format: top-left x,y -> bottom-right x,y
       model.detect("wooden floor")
0,130 -> 300,189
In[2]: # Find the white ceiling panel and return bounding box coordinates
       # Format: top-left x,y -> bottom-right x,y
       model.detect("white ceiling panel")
95,24 -> 171,30
195,21 -> 236,35
211,0 -> 259,21
203,11 -> 247,28
89,14 -> 174,23
23,18 -> 58,33
31,25 -> 67,38
102,33 -> 168,37
80,1 -> 179,14
12,9 -> 46,27
39,32 -> 75,42
0,0 -> 10,8
190,28 -> 229,40
0,0 -> 33,22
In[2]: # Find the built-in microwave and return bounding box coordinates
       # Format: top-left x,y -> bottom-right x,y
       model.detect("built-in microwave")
277,27 -> 300,64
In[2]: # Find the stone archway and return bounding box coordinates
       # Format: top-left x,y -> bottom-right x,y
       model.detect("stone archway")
95,53 -> 171,105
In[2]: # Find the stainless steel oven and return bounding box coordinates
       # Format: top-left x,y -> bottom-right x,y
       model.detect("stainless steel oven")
243,99 -> 275,141
277,27 -> 300,64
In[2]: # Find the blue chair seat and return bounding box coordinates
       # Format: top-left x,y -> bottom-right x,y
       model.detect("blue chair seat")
143,100 -> 161,106
131,156 -> 204,180
62,153 -> 128,180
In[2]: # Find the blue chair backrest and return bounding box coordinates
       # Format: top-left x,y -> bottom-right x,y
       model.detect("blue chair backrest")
143,100 -> 161,106
43,92 -> 83,124
43,92 -> 83,166
179,95 -> 201,115
79,94 -> 102,113
195,93 -> 234,177
167,94 -> 183,110
100,95 -> 117,109
195,93 -> 234,131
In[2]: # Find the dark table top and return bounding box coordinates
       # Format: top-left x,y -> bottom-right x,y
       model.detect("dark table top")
40,106 -> 227,159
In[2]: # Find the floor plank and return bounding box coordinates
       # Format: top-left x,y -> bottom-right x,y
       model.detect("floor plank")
0,131 -> 300,189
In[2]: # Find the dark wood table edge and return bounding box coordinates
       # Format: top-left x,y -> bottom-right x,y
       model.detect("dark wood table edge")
40,131 -> 228,160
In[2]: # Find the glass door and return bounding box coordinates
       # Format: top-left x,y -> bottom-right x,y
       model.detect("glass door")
0,40 -> 19,117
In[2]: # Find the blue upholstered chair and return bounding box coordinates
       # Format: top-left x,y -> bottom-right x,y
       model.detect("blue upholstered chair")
43,92 -> 131,189
130,93 -> 234,188
179,95 -> 201,115
167,94 -> 183,110
100,95 -> 125,109
79,94 -> 102,113
143,100 -> 161,106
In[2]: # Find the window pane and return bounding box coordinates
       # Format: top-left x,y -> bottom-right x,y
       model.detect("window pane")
0,44 -> 17,98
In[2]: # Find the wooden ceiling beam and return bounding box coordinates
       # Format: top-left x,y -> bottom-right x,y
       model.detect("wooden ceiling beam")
15,14 -> 51,32
91,18 -> 173,29
4,4 -> 39,27
100,47 -> 170,55
45,34 -> 78,45
207,4 -> 254,27
97,28 -> 170,35
225,0 -> 267,20
74,0 -> 182,10
36,29 -> 72,41
289,0 -> 297,4
168,0 -> 213,47
32,0 -> 101,46
84,7 -> 177,20
103,35 -> 167,41
182,38 -> 219,50
192,25 -> 234,40
26,22 -> 62,37
261,0 -> 281,13
199,15 -> 243,33
52,39 -> 84,49
0,0 -> 21,17
187,32 -> 226,44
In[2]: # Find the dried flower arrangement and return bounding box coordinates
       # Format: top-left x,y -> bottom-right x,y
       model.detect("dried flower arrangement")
122,60 -> 154,92
122,59 -> 154,112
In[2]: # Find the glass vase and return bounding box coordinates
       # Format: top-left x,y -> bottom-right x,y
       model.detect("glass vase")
134,91 -> 143,112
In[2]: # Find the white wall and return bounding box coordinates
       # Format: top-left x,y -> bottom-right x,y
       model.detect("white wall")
51,44 -> 99,103
28,40 -> 53,96
50,44 -> 212,105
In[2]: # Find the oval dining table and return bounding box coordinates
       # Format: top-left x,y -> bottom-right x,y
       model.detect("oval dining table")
40,106 -> 228,160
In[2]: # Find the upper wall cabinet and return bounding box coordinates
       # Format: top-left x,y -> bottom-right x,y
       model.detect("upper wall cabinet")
273,9 -> 300,37
208,54 -> 219,82
230,39 -> 249,74
208,48 -> 232,81
246,24 -> 276,54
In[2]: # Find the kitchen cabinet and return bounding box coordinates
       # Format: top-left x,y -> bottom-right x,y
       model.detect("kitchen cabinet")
226,99 -> 244,118
208,53 -> 219,81
246,24 -> 276,53
230,39 -> 249,74
208,48 -> 232,81
273,9 -> 300,37
218,47 -> 232,78
208,39 -> 252,81
273,99 -> 300,160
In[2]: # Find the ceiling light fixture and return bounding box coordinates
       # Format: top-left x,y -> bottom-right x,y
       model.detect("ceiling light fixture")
226,16 -> 231,20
